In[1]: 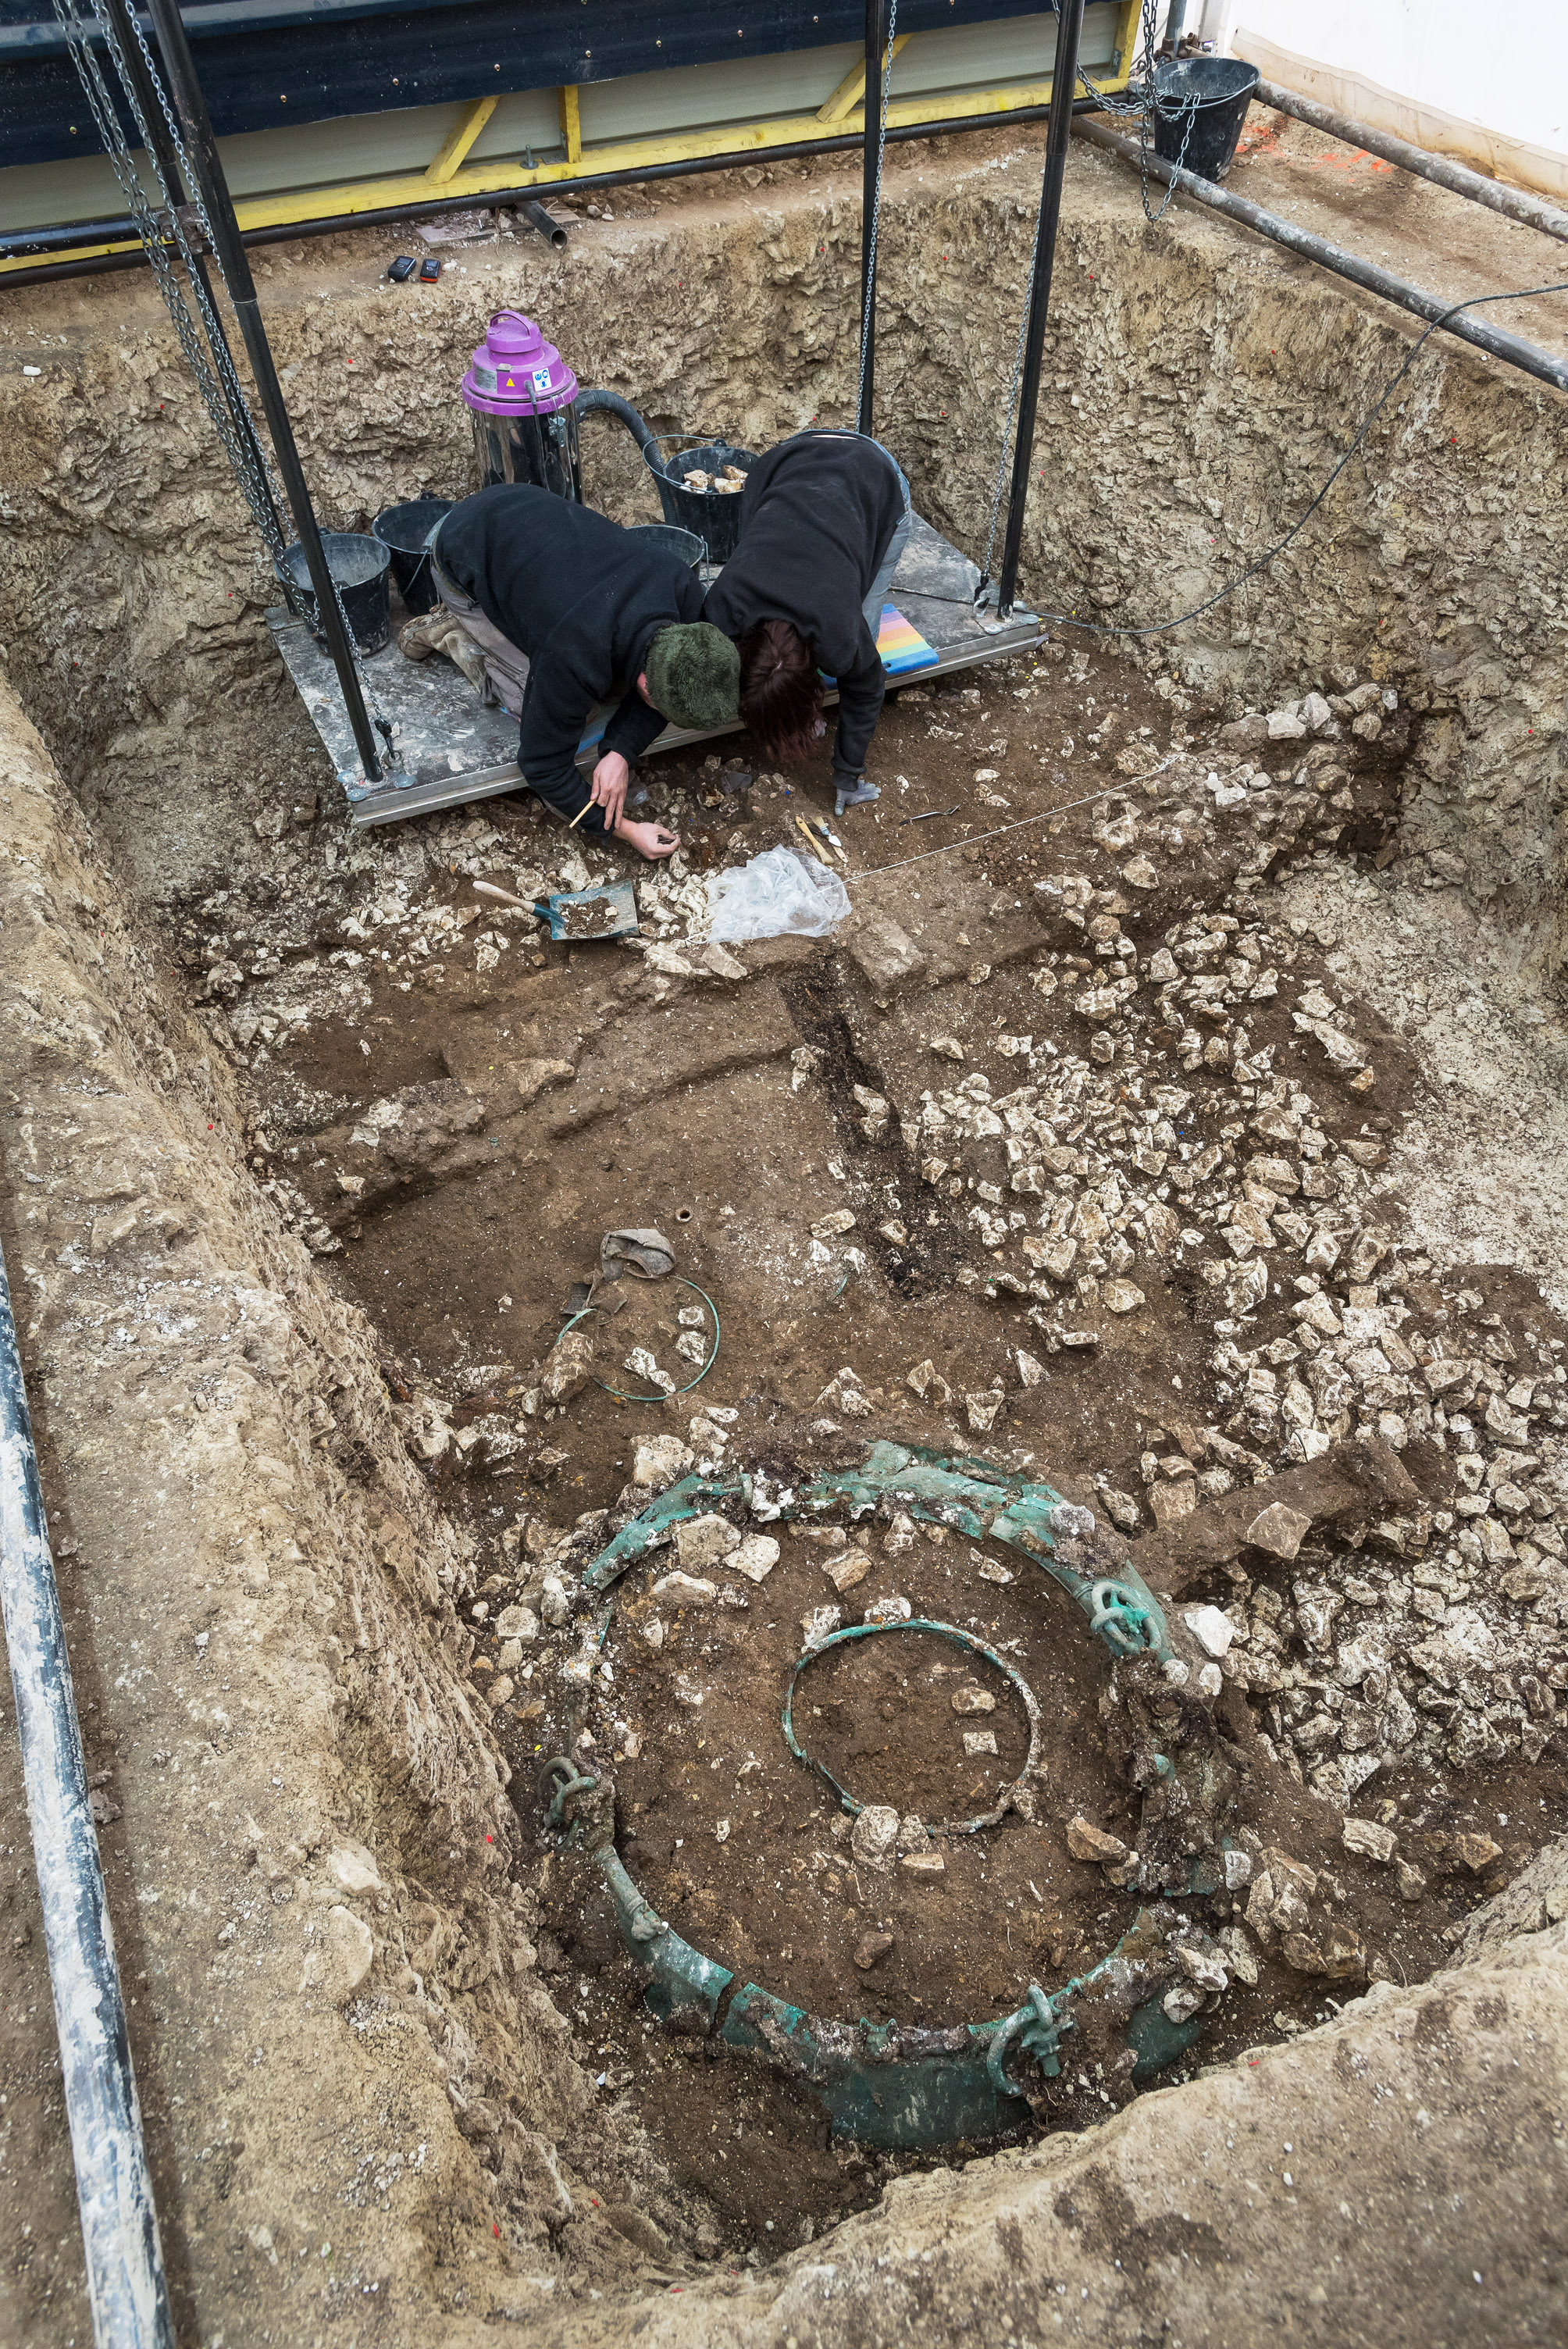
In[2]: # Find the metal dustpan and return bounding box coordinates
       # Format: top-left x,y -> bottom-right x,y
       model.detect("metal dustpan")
472,875 -> 640,940
534,881 -> 639,941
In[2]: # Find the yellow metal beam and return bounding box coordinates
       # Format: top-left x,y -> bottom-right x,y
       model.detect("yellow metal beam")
558,84 -> 582,166
1110,0 -> 1141,80
423,94 -> 499,184
4,59 -> 1135,278
816,32 -> 911,124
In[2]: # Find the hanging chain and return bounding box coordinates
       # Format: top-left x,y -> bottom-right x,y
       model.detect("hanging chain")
855,0 -> 899,426
1078,0 -> 1203,222
54,0 -> 396,759
50,0 -> 285,556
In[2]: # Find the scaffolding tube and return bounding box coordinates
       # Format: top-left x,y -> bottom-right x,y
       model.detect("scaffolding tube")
1254,78 -> 1568,247
997,0 -> 1087,615
1074,114 -> 1568,394
0,1239 -> 176,2349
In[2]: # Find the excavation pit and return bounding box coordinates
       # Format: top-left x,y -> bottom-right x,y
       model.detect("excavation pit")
3,119 -> 1568,2341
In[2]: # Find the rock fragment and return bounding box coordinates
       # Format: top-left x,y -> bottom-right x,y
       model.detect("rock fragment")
1281,1923 -> 1367,1978
848,912 -> 925,1004
301,1905 -> 374,2003
675,1513 -> 740,1571
541,1328 -> 595,1403
1182,1605 -> 1235,1659
951,1684 -> 996,1716
1342,1817 -> 1397,1865
729,1533 -> 780,1584
494,1603 -> 539,1642
800,1605 -> 843,1649
825,1549 -> 872,1593
850,1805 -> 901,1869
907,1358 -> 953,1406
1066,1816 -> 1132,1866
1245,1499 -> 1313,1560
1100,1486 -> 1142,1533
811,1210 -> 857,1241
650,1570 -> 718,1606
817,1366 -> 873,1417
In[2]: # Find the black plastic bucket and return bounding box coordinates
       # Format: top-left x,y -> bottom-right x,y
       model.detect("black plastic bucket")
643,436 -> 756,564
627,521 -> 706,569
372,497 -> 453,615
276,532 -> 392,654
1152,56 -> 1260,183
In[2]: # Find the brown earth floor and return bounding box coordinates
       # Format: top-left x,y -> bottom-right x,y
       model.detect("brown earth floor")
194,637 -> 1567,2237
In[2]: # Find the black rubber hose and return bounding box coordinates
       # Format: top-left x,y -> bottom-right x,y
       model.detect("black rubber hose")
0,1238 -> 175,2347
574,384 -> 657,453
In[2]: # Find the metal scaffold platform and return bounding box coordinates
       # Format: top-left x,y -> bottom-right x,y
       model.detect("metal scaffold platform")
268,512 -> 1046,829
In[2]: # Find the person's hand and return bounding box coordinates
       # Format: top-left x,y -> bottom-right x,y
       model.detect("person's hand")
615,817 -> 682,861
590,750 -> 631,829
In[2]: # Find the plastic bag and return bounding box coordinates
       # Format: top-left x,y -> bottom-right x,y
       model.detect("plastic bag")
705,844 -> 850,941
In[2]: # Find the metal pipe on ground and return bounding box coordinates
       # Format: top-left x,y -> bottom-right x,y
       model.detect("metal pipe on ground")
516,198 -> 568,250
1074,113 -> 1568,394
0,1239 -> 176,2349
996,0 -> 1089,616
1254,77 -> 1568,246
141,0 -> 387,782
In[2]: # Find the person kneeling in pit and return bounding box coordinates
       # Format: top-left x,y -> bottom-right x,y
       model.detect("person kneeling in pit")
700,428 -> 911,813
407,483 -> 740,859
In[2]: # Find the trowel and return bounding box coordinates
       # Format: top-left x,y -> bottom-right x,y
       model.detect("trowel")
473,876 -> 640,942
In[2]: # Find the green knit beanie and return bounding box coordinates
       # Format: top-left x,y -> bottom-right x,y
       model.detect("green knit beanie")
643,622 -> 740,730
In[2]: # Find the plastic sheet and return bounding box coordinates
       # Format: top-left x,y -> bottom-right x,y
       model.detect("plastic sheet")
706,843 -> 850,941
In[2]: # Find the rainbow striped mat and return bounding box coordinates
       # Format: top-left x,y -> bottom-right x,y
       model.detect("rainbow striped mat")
876,601 -> 939,675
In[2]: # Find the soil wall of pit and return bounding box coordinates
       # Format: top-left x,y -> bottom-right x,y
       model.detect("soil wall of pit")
0,682 -> 705,2341
0,136 -> 1564,960
2,133 -> 1568,2347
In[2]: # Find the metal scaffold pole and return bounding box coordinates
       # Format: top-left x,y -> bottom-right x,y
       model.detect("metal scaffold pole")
857,0 -> 887,434
996,0 -> 1088,617
1,1238 -> 176,2349
141,0 -> 384,782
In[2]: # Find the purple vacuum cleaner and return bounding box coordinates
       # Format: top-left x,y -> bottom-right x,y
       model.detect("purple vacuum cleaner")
458,308 -> 755,566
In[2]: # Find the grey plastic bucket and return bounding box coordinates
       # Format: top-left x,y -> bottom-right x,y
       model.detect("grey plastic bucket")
276,532 -> 391,654
1152,56 -> 1260,183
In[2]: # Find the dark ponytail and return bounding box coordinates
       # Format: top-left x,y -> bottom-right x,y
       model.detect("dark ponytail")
737,618 -> 825,763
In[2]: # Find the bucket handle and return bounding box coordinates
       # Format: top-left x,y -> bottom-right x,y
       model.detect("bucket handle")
647,430 -> 742,456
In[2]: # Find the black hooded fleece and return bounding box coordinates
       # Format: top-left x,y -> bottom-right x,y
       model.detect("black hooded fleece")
435,484 -> 703,831
700,432 -> 904,779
